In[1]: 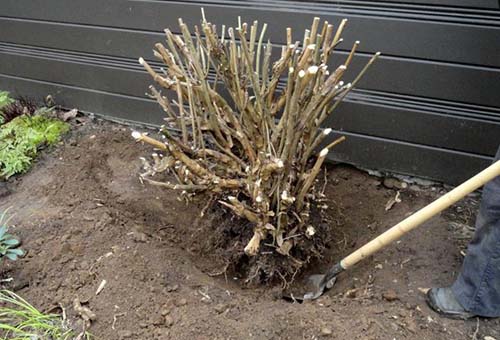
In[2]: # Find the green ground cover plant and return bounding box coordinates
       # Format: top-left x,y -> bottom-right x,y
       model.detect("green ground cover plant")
0,112 -> 69,179
0,92 -> 14,125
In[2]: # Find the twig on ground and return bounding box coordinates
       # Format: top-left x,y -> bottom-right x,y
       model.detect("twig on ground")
95,279 -> 107,296
112,312 -> 126,330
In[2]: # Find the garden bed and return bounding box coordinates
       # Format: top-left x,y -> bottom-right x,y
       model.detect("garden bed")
0,116 -> 498,339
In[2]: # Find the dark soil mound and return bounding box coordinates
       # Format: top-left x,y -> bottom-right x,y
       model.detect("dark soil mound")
1,117 -> 498,339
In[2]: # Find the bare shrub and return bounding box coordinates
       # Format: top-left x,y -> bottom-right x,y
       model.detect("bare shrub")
132,14 -> 379,279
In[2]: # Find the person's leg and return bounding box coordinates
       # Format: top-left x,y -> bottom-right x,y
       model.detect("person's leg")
450,146 -> 500,317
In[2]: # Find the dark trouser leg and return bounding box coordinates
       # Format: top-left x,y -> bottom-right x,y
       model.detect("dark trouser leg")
452,146 -> 500,317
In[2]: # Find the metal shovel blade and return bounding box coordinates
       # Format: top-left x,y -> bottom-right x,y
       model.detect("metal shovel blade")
304,274 -> 337,299
282,263 -> 343,302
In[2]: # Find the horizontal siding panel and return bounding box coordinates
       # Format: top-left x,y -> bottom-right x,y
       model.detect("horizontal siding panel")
344,54 -> 500,108
325,131 -> 493,185
0,50 -> 148,98
0,18 -> 160,60
2,1 -> 500,67
328,100 -> 500,156
0,73 -> 163,125
1,22 -> 499,108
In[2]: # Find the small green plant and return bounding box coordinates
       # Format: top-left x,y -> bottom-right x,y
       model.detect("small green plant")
0,227 -> 23,263
0,113 -> 69,178
0,290 -> 90,340
0,92 -> 14,125
0,211 -> 24,263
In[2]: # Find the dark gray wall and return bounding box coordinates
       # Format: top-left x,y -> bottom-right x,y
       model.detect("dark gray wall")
1,0 -> 499,184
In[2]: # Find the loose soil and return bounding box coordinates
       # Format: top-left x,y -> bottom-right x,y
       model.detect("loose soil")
1,117 -> 499,339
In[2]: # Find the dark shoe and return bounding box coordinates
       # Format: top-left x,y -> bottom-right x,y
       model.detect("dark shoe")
426,287 -> 476,320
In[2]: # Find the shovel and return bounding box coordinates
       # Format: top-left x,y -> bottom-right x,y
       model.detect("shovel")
285,159 -> 500,302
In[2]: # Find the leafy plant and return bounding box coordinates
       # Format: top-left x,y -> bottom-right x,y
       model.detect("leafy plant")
0,113 -> 69,179
0,229 -> 24,263
0,290 -> 91,340
0,92 -> 13,110
0,92 -> 14,125
0,210 -> 24,263
133,14 -> 378,279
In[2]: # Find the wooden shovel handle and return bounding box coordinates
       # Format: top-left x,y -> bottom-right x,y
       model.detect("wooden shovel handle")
341,160 -> 500,269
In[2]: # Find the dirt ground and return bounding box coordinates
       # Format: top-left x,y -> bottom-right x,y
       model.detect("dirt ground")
1,117 -> 499,340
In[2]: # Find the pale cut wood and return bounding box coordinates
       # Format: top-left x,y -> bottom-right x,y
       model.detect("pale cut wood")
341,160 -> 500,269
